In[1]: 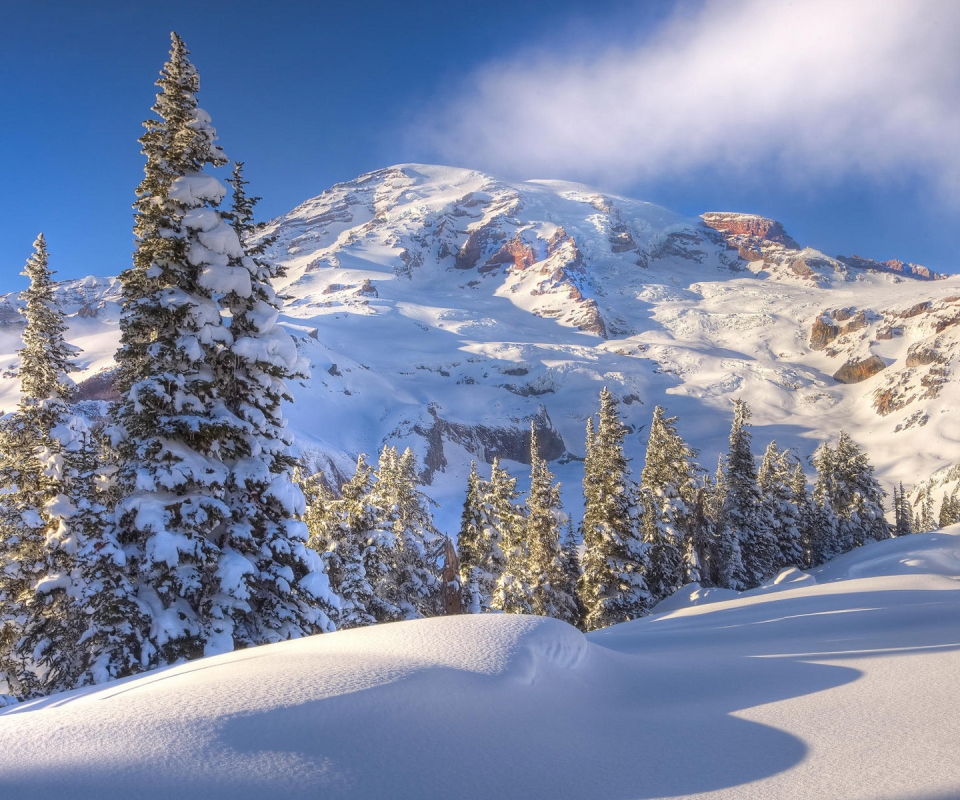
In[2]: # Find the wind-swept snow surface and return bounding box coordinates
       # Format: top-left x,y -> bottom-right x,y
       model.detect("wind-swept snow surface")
2,529 -> 959,799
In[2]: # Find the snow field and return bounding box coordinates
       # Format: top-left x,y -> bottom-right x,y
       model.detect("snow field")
2,528 -> 959,799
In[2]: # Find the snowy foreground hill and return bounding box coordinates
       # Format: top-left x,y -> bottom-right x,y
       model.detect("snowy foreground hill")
2,164 -> 959,521
2,527 -> 959,799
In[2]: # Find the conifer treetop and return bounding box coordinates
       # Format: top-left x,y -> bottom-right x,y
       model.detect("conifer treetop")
17,234 -> 76,405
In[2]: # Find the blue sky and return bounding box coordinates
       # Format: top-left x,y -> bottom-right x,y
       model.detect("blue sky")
2,0 -> 959,289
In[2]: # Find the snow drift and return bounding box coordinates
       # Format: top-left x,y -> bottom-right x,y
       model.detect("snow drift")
2,527 -> 959,799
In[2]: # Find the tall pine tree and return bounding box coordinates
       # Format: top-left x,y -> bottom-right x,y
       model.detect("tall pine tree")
105,32 -> 264,670
490,458 -> 529,614
638,406 -> 695,600
0,235 -> 83,698
721,400 -> 775,589
830,431 -> 889,548
758,441 -> 803,571
578,389 -> 651,631
217,161 -> 337,648
525,423 -> 578,624
372,446 -> 442,621
457,462 -> 497,613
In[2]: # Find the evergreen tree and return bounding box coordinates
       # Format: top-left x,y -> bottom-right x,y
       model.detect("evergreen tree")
525,423 -> 578,624
559,519 -> 585,628
320,456 -> 377,629
810,443 -> 842,565
721,400 -> 776,589
490,458 -> 530,614
0,235 -> 83,698
895,482 -> 913,536
372,446 -> 442,620
578,389 -> 651,631
76,429 -> 144,686
687,482 -> 718,586
457,462 -> 494,613
758,442 -> 803,571
105,31 -> 242,670
790,461 -> 817,569
638,406 -> 695,599
829,431 -> 889,548
709,458 -> 737,588
939,485 -> 960,528
218,161 -> 337,648
914,487 -> 936,533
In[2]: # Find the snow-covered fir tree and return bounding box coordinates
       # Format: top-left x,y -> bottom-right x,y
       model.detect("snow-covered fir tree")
560,519 -> 585,628
638,406 -> 696,600
939,485 -> 960,528
0,235 -> 82,698
721,400 -> 776,589
216,160 -> 337,649
103,32 -> 282,670
707,454 -> 742,589
298,467 -> 333,558
457,462 -> 495,613
758,441 -> 803,571
686,482 -> 717,586
829,431 -> 889,548
490,458 -> 530,614
913,487 -> 936,533
371,446 -> 442,621
893,482 -> 913,536
72,429 -> 142,687
810,444 -> 842,566
315,456 -> 377,629
525,423 -> 578,624
578,389 -> 651,631
789,461 -> 817,568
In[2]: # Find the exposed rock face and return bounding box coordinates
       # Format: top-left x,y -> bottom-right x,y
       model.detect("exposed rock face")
609,225 -> 637,254
906,344 -> 943,368
899,301 -> 932,318
837,255 -> 940,281
73,369 -> 119,402
833,355 -> 887,384
810,316 -> 840,350
839,310 -> 868,335
413,405 -> 565,484
701,213 -> 801,249
481,236 -> 537,273
455,222 -> 505,270
356,279 -> 378,297
650,230 -> 708,263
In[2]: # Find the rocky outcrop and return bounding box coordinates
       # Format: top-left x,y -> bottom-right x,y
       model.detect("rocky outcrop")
413,405 -> 565,484
837,255 -> 940,281
905,344 -> 943,368
701,213 -> 800,249
455,222 -> 506,270
841,310 -> 868,334
481,236 -> 537,273
810,316 -> 840,350
609,224 -> 637,254
833,355 -> 887,384
899,301 -> 931,318
649,230 -> 707,263
73,369 -> 119,402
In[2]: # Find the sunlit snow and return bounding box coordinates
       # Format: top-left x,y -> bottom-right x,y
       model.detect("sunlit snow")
2,527 -> 959,799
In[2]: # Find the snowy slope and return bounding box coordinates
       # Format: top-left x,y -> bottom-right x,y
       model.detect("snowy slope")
2,527 -> 959,799
1,164 -> 959,525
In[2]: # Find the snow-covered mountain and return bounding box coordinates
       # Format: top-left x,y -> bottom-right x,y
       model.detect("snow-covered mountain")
3,526 -> 960,799
2,164 -> 958,527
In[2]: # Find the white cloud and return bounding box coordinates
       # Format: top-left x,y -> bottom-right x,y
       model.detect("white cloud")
421,0 -> 960,196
